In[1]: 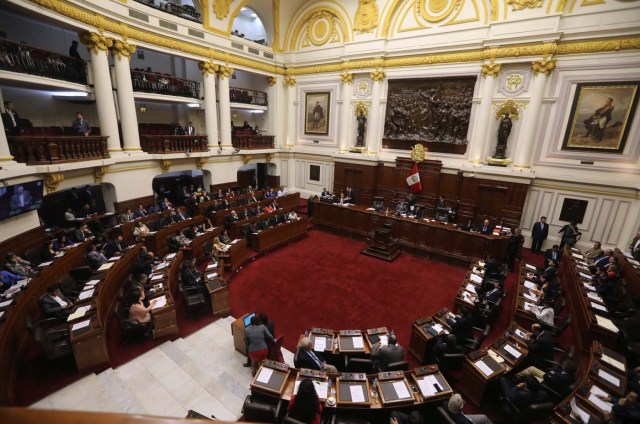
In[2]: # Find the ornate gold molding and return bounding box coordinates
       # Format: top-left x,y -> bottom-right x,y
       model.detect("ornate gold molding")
198,61 -> 219,76
507,0 -> 544,10
196,157 -> 208,170
494,99 -> 526,120
268,76 -> 278,86
218,65 -> 234,79
110,39 -> 136,60
45,173 -> 65,193
340,70 -> 354,84
265,153 -> 273,163
80,31 -> 113,55
531,59 -> 557,75
410,144 -> 428,163
94,166 -> 109,183
481,62 -> 502,78
353,101 -> 369,116
354,0 -> 379,33
284,74 -> 297,87
160,160 -> 172,174
242,155 -> 252,165
213,0 -> 233,19
370,67 -> 385,82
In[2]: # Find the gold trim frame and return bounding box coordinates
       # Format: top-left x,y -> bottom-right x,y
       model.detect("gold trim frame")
304,92 -> 331,136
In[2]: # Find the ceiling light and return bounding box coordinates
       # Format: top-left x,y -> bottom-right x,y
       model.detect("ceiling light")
187,103 -> 200,108
50,91 -> 88,97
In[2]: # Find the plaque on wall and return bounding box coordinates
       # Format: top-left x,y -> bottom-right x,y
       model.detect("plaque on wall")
559,198 -> 588,224
309,165 -> 320,181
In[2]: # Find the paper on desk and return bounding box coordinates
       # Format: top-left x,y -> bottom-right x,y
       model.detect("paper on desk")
572,253 -> 584,260
0,311 -> 4,319
475,359 -> 494,377
38,261 -> 53,267
503,344 -> 522,359
72,319 -> 91,331
466,284 -> 477,294
152,296 -> 167,309
472,267 -> 484,275
601,354 -> 625,372
570,397 -> 591,423
579,272 -> 592,279
591,302 -> 607,312
207,263 -> 218,270
294,380 -> 329,398
166,253 -> 176,260
462,292 -> 474,305
79,289 -> 94,300
148,231 -> 157,235
595,315 -> 619,333
0,299 -> 13,308
598,369 -> 620,387
350,385 -> 365,402
151,274 -> 163,281
155,262 -> 168,270
86,279 -> 100,287
207,273 -> 218,280
231,239 -> 239,244
488,349 -> 505,364
314,337 -> 326,351
515,329 -> 527,339
587,292 -> 603,302
525,263 -> 536,271
393,381 -> 411,399
588,393 -> 613,413
478,261 -> 485,267
523,291 -> 538,302
97,262 -> 114,271
256,367 -> 273,384
380,335 -> 389,346
431,323 -> 447,334
418,375 -> 442,397
67,305 -> 90,321
108,256 -> 121,262
352,336 -> 364,349
583,283 -> 596,291
469,273 -> 483,284
524,281 -> 536,290
590,384 -> 609,397
524,302 -> 540,314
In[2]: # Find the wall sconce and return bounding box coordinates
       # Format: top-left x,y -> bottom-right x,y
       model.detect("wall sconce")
139,104 -> 147,113
232,112 -> 238,119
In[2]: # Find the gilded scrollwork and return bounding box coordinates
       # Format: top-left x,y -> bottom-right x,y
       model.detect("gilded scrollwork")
354,0 -> 379,33
45,173 -> 65,193
160,160 -> 172,174
531,59 -> 556,75
284,74 -> 297,87
198,61 -> 219,76
80,31 -> 113,55
213,0 -> 233,20
481,62 -> 502,78
370,67 -> 385,82
507,0 -> 544,11
353,101 -> 370,116
218,65 -> 234,79
340,70 -> 354,84
110,39 -> 136,60
94,166 -> 109,183
302,10 -> 340,47
268,77 -> 278,86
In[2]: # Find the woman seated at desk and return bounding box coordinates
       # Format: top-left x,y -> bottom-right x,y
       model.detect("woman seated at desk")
212,237 -> 229,255
53,234 -> 74,251
133,221 -> 150,241
288,378 -> 323,424
41,240 -> 57,261
128,287 -> 157,324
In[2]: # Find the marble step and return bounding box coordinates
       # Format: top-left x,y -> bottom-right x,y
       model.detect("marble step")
29,372 -> 121,413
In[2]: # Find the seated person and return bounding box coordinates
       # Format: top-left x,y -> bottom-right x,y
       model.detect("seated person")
288,378 -> 323,424
53,235 -> 74,251
277,186 -> 287,197
127,287 -> 155,324
119,208 -> 134,223
103,235 -> 128,258
295,337 -> 339,374
175,208 -> 190,221
544,244 -> 561,263
443,393 -> 493,424
517,359 -> 577,394
524,323 -> 554,369
159,197 -> 173,210
148,203 -> 161,214
432,334 -> 464,363
288,211 -> 299,220
230,210 -> 240,222
1,269 -> 22,290
461,218 -> 476,232
592,390 -> 640,423
395,201 -> 408,215
41,241 -> 57,261
181,225 -> 197,240
220,229 -> 232,244
86,244 -> 107,269
371,333 -> 404,371
180,259 -> 205,292
585,241 -> 605,261
73,224 -> 93,242
534,300 -> 555,327
64,207 -> 77,222
39,284 -> 73,321
133,205 -> 147,219
4,253 -> 33,276
133,221 -> 150,240
499,375 -> 552,416
446,307 -> 474,341
213,236 -> 228,254
479,219 -> 493,235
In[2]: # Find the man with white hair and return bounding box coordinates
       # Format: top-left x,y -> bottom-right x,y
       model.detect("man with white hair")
294,337 -> 338,374
445,393 -> 493,423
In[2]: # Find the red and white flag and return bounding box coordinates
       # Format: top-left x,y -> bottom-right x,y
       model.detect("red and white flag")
406,163 -> 422,193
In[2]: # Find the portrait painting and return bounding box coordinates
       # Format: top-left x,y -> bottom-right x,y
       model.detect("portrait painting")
562,81 -> 640,153
304,92 -> 330,135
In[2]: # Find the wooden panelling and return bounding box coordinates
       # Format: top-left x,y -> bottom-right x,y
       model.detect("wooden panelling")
0,226 -> 47,261
114,195 -> 157,214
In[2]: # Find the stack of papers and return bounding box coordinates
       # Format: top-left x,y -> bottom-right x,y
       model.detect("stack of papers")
523,291 -> 538,302
503,344 -> 522,359
231,239 -> 239,244
393,381 -> 411,399
349,385 -> 365,402
588,385 -> 613,412
591,302 -> 607,312
595,315 -> 619,333
431,323 -> 448,334
152,296 -> 167,309
523,281 -> 537,290
418,375 -> 443,396
79,288 -> 95,300
108,256 -> 121,262
525,264 -> 536,271
165,253 -> 177,260
207,272 -> 218,279
475,359 -> 494,377
256,367 -> 273,384
465,284 -> 477,294
601,353 -> 625,372
352,336 -> 364,349
67,305 -> 90,321
524,302 -> 540,314
38,261 -> 53,267
314,337 -> 327,351
207,263 -> 218,270
570,398 -> 591,422
469,273 -> 482,284
151,274 -> 163,281
72,319 -> 91,331
97,262 -> 114,271
598,370 -> 620,387
0,299 -> 14,309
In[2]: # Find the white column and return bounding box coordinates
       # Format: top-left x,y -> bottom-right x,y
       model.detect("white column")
284,75 -> 297,148
0,127 -> 16,164
111,40 -> 142,153
339,74 -> 353,151
468,64 -> 501,163
366,70 -> 384,154
218,65 -> 233,147
81,32 -> 121,153
199,62 -> 219,148
513,61 -> 554,168
267,76 -> 286,148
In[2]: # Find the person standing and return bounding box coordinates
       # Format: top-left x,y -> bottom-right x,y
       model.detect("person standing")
244,315 -> 275,375
184,121 -> 196,135
530,216 -> 548,254
505,228 -> 525,271
558,220 -> 580,252
72,112 -> 91,136
2,101 -> 21,136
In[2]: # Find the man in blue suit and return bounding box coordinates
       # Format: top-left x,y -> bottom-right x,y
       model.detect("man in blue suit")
530,216 -> 548,254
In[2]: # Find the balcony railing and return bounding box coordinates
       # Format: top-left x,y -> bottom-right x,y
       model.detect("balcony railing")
140,135 -> 208,154
133,0 -> 202,23
131,70 -> 200,99
230,87 -> 268,106
232,135 -> 275,150
8,136 -> 109,165
0,39 -> 86,84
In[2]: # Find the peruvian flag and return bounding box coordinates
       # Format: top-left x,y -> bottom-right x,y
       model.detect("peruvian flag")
406,163 -> 422,193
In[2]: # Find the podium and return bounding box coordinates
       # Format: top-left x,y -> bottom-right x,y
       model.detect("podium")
361,223 -> 400,262
231,313 -> 252,355
206,278 -> 230,316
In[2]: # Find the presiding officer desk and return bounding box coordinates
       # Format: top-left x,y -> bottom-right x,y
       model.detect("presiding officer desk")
250,216 -> 308,253
250,360 -> 452,419
314,203 -> 509,263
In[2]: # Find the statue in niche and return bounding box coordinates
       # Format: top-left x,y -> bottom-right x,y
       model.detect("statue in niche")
494,112 -> 512,159
356,112 -> 367,147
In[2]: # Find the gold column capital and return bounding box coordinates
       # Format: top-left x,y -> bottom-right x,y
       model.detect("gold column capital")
110,39 -> 136,60
267,76 -> 278,86
196,157 -> 208,170
199,61 -> 219,76
160,160 -> 172,174
80,31 -> 114,55
340,70 -> 354,84
94,166 -> 109,183
370,67 -> 385,82
481,62 -> 502,78
284,74 -> 297,87
531,59 -> 557,76
218,65 -> 234,79
45,173 -> 65,193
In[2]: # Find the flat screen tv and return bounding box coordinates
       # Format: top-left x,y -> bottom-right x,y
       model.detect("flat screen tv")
243,312 -> 256,327
0,179 -> 44,221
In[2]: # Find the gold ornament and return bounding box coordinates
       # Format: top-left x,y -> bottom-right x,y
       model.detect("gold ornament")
94,166 -> 109,183
340,70 -> 354,83
507,0 -> 544,10
160,160 -> 172,174
45,173 -> 65,193
110,39 -> 136,60
284,74 -> 297,87
353,101 -> 370,116
243,155 -> 252,165
354,0 -> 379,33
80,31 -> 113,55
481,62 -> 502,78
218,65 -> 234,79
494,99 -> 525,120
265,153 -> 273,163
213,0 -> 233,19
418,0 -> 462,24
198,61 -> 219,76
531,59 -> 557,75
196,157 -> 207,170
267,77 -> 278,86
370,67 -> 385,82
303,10 -> 340,47
410,144 -> 428,163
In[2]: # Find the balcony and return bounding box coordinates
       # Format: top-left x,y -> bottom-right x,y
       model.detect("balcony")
0,39 -> 86,84
131,69 -> 200,99
231,135 -> 275,150
8,135 -> 109,165
230,87 -> 268,106
133,0 -> 201,23
140,135 -> 208,154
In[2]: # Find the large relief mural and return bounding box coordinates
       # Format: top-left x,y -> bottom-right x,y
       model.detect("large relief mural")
382,77 -> 476,153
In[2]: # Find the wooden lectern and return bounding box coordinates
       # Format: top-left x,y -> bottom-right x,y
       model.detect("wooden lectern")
206,278 -> 230,316
231,313 -> 251,355
361,221 -> 400,262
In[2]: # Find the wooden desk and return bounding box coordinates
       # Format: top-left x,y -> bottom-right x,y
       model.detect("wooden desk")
614,248 -> 640,299
112,210 -> 171,245
231,313 -> 251,355
250,360 -> 291,397
206,277 -> 230,316
250,217 -> 308,253
227,205 -> 298,239
314,203 -> 509,264
143,216 -> 205,256
408,310 -> 451,363
220,238 -> 247,271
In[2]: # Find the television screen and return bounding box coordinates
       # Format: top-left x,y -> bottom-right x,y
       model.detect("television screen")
0,180 -> 44,221
243,312 -> 256,327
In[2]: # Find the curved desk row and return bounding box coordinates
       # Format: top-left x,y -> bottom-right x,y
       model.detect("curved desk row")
227,205 -> 299,239
249,217 -> 308,253
196,190 -> 264,217
142,216 -> 205,257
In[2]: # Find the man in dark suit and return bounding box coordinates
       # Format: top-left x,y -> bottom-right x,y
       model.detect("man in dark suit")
432,334 -> 464,364
544,245 -> 560,263
530,216 -> 548,254
371,334 -> 404,371
295,337 -> 338,373
39,285 -> 73,322
2,101 -> 21,136
517,359 -> 576,394
499,375 -> 551,416
525,323 -> 554,369
344,187 -> 356,204
480,219 -> 492,235
9,185 -> 33,209
103,235 -> 127,258
446,307 -> 474,341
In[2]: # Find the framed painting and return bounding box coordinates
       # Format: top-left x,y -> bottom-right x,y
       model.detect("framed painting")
304,92 -> 330,135
562,81 -> 640,153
